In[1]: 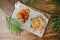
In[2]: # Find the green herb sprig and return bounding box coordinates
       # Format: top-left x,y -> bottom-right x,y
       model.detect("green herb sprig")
52,0 -> 60,8
6,16 -> 23,35
21,0 -> 36,4
50,15 -> 60,33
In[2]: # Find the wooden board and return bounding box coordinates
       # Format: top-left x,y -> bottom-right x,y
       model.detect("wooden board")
0,0 -> 59,40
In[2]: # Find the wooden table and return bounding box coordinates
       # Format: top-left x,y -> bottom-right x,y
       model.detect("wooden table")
0,0 -> 60,40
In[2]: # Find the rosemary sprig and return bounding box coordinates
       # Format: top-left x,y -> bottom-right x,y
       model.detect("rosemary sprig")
6,16 -> 23,35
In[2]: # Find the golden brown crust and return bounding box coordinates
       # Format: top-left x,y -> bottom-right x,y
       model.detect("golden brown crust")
31,17 -> 44,30
17,8 -> 30,23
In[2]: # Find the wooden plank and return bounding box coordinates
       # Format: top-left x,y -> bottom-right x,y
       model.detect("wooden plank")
0,0 -> 14,16
7,0 -> 58,14
0,0 -> 59,40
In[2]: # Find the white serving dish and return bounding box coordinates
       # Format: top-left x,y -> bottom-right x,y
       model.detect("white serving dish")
12,1 -> 48,37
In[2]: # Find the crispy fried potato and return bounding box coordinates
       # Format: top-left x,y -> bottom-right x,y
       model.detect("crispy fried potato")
17,8 -> 30,23
17,13 -> 21,19
25,9 -> 30,13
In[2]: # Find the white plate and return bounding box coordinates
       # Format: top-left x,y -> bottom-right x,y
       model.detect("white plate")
12,1 -> 48,37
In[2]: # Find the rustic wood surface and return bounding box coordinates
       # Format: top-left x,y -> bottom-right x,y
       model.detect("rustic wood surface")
0,0 -> 60,40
